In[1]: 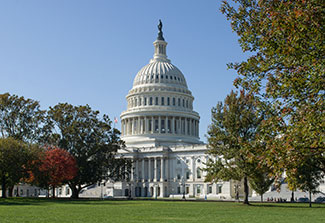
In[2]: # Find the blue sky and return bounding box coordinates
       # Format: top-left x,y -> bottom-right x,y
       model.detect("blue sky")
0,0 -> 246,142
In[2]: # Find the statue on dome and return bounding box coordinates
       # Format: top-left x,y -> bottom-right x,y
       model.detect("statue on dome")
157,19 -> 165,41
158,19 -> 163,32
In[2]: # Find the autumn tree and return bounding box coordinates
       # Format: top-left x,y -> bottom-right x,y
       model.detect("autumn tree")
28,147 -> 78,198
206,90 -> 268,205
220,0 -> 325,198
46,103 -> 129,199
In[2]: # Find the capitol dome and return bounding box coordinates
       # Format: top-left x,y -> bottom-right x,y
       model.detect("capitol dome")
120,21 -> 201,147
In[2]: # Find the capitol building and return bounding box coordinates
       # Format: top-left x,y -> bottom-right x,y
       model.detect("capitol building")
103,22 -> 233,199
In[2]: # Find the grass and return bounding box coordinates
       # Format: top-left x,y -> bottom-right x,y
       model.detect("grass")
0,198 -> 324,223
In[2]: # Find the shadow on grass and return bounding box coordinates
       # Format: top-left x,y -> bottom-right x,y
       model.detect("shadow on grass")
250,203 -> 325,209
0,198 -> 139,206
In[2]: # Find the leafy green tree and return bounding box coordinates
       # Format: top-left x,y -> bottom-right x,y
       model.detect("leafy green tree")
206,90 -> 267,204
220,0 -> 324,198
249,170 -> 274,202
0,138 -> 38,198
47,103 -> 129,198
0,93 -> 46,143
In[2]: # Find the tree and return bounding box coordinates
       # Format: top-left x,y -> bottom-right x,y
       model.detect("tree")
220,0 -> 325,201
0,93 -> 46,143
28,147 -> 78,198
0,138 -> 36,198
249,170 -> 274,202
47,103 -> 128,198
206,90 -> 267,204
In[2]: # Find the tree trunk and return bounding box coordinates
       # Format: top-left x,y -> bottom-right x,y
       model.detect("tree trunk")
309,191 -> 312,208
70,184 -> 80,199
8,186 -> 14,197
261,194 -> 263,203
243,176 -> 249,205
1,175 -> 7,198
52,186 -> 55,198
291,191 -> 294,202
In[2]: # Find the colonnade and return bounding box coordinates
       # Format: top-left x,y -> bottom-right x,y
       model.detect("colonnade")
121,116 -> 199,137
131,157 -> 169,182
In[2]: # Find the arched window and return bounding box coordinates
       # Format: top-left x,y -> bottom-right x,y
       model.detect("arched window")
161,97 -> 165,105
144,97 -> 147,106
178,98 -> 181,106
182,99 -> 185,107
173,98 -> 176,106
149,97 -> 153,105
155,97 -> 159,105
167,97 -> 170,106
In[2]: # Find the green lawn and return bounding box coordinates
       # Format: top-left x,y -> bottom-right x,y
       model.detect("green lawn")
0,198 -> 324,223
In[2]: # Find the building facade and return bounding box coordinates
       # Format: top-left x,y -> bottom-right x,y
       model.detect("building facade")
102,22 -> 232,199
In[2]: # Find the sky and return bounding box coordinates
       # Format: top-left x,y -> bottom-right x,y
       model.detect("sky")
0,0 -> 247,142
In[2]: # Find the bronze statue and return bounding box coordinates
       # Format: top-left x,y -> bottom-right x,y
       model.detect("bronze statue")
158,19 -> 163,32
157,19 -> 164,41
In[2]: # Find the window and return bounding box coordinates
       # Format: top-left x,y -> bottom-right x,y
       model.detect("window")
197,168 -> 202,179
149,97 -> 153,105
182,99 -> 185,107
186,186 -> 189,194
177,174 -> 181,180
161,97 -> 164,105
66,188 -> 70,195
149,120 -> 152,131
217,184 -> 222,194
166,75 -> 168,79
208,185 -> 212,194
20,189 -> 23,195
167,97 -> 170,105
186,100 -> 188,108
177,187 -> 181,194
177,159 -> 181,164
144,97 -> 147,105
186,171 -> 190,179
155,97 -> 158,105
59,188 -> 62,195
155,119 -> 159,132
173,98 -> 176,106
161,119 -> 165,133
161,75 -> 163,79
178,98 -> 181,106
135,98 -> 137,107
197,185 -> 201,194
167,119 -> 171,133
139,98 -> 141,106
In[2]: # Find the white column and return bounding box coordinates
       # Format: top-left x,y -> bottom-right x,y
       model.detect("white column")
137,118 -> 141,134
131,118 -> 134,135
185,118 -> 188,135
142,159 -> 145,181
166,116 -> 169,133
148,158 -> 151,182
145,117 -> 148,134
160,157 -> 164,182
154,157 -> 157,182
151,117 -> 154,133
160,183 -> 164,198
192,157 -> 196,181
131,160 -> 134,181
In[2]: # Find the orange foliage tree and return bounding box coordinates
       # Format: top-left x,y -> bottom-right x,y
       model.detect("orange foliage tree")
28,147 -> 78,198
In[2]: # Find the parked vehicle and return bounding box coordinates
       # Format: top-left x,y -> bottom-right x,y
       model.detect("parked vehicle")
314,196 -> 325,203
297,197 -> 309,203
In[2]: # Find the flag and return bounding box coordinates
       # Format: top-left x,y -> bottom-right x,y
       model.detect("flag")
114,117 -> 118,124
